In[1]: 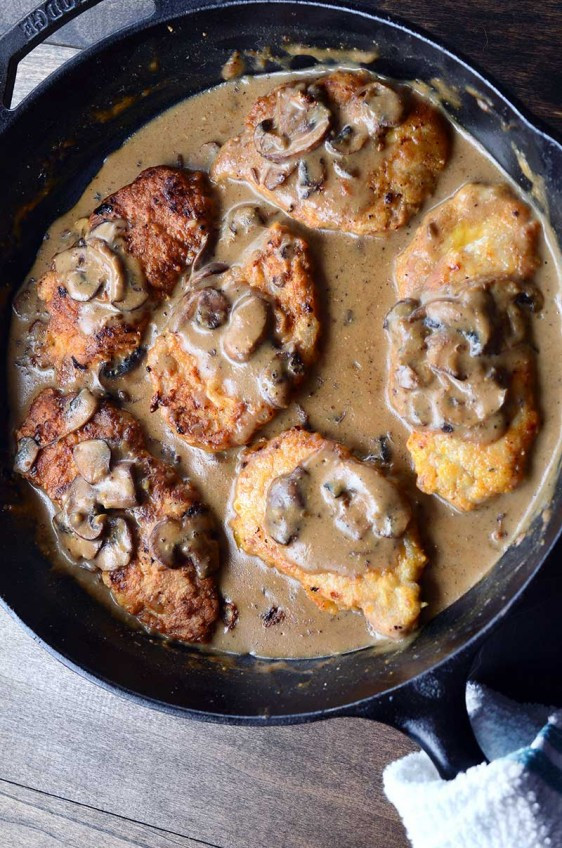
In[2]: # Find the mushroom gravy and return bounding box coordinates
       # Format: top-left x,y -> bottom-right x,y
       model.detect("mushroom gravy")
385,278 -> 540,444
8,69 -> 562,658
264,445 -> 412,575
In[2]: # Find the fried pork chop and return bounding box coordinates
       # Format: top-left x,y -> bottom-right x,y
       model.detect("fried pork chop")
388,183 -> 540,511
395,182 -> 540,296
15,387 -> 220,643
231,428 -> 427,638
211,70 -> 450,235
147,222 -> 320,451
38,166 -> 215,383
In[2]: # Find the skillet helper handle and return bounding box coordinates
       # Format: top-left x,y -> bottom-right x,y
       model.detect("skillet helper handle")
0,0 -> 106,119
359,652 -> 484,779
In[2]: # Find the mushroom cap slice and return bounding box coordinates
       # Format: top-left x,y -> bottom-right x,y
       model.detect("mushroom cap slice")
62,476 -> 106,541
254,85 -> 331,162
222,292 -> 269,362
54,513 -> 103,562
111,253 -> 149,312
53,245 -> 103,302
193,287 -> 231,330
95,463 -> 137,510
149,510 -> 219,579
95,517 -> 133,571
355,81 -> 404,132
72,439 -> 111,485
327,83 -> 404,156
53,238 -> 124,303
14,437 -> 40,474
63,389 -> 99,436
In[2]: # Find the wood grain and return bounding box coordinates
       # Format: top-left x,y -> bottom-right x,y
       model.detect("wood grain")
0,608 -> 414,848
0,780 -> 214,848
10,44 -> 79,108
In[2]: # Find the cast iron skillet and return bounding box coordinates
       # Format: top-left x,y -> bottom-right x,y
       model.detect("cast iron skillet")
0,0 -> 561,780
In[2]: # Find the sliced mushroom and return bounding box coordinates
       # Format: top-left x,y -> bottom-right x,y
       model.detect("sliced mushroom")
193,287 -> 231,330
95,463 -> 137,509
325,124 -> 367,156
95,517 -> 133,571
190,262 -> 230,285
111,253 -> 149,312
100,346 -> 146,380
62,476 -> 106,540
53,245 -> 102,302
326,83 -> 404,158
296,158 -> 326,200
72,439 -> 111,485
53,237 -> 124,303
320,458 -> 411,541
54,513 -> 103,561
224,205 -> 264,238
354,81 -> 404,133
222,292 -> 269,362
265,466 -> 308,545
261,160 -> 297,190
149,509 -> 219,578
14,437 -> 40,474
254,85 -> 331,162
259,351 -> 296,408
63,389 -> 98,436
333,160 -> 356,180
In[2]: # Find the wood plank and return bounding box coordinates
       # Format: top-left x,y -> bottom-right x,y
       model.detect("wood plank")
10,43 -> 79,107
0,779 -> 217,848
0,608 -> 414,848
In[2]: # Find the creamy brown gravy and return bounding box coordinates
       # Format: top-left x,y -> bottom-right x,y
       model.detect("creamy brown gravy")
265,445 -> 411,575
8,68 -> 562,658
385,278 -> 538,443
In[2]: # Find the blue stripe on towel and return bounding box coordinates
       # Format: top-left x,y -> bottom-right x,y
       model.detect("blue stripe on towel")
512,747 -> 562,794
537,723 -> 562,754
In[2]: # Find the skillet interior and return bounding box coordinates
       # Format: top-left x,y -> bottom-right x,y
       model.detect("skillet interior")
0,1 -> 561,720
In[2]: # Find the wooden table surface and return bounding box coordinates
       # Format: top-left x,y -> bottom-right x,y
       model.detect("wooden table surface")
0,3 -> 560,847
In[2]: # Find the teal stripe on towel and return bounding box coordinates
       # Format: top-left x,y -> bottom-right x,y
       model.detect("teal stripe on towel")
538,723 -> 562,754
513,747 -> 562,794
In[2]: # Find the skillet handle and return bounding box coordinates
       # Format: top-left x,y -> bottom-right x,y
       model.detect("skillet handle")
357,651 -> 484,779
0,0 -> 107,115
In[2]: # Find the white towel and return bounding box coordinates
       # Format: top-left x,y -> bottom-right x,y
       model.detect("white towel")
383,683 -> 562,848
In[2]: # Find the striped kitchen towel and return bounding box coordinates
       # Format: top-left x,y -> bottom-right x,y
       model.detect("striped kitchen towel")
383,683 -> 562,848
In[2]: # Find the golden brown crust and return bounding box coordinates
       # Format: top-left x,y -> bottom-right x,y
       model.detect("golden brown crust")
395,183 -> 540,297
392,183 -> 541,511
212,70 -> 450,235
231,428 -> 427,638
38,271 -> 146,381
16,388 -> 220,643
38,166 -> 215,381
89,166 -> 215,292
147,223 -> 320,452
406,365 -> 539,511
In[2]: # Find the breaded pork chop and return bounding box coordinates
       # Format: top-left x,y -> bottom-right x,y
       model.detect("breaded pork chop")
406,365 -> 539,511
231,428 -> 427,639
15,388 -> 220,643
38,166 -> 215,383
389,183 -> 540,511
212,70 -> 449,235
395,183 -> 540,296
148,222 -> 320,451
